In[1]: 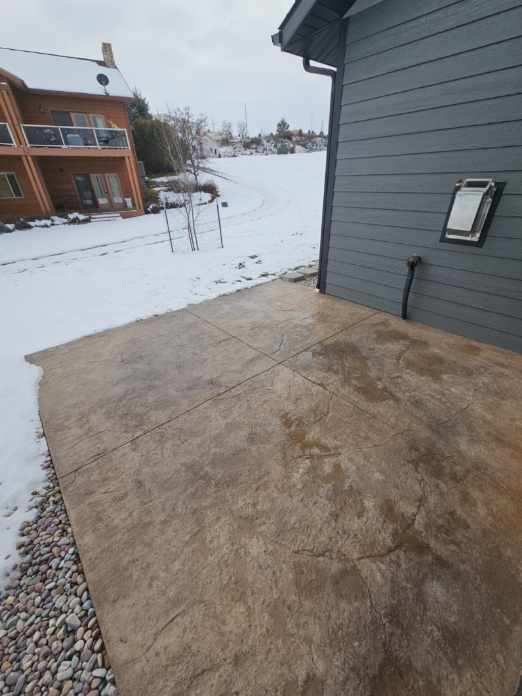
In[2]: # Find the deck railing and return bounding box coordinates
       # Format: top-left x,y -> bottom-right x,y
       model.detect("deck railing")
0,122 -> 15,145
21,124 -> 129,149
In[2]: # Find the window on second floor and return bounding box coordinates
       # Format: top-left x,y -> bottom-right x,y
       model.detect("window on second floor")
0,172 -> 23,199
52,111 -> 109,129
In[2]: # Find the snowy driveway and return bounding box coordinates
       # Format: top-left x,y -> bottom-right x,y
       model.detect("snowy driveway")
0,152 -> 325,581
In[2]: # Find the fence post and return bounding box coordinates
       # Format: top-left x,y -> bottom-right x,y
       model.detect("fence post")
216,201 -> 224,248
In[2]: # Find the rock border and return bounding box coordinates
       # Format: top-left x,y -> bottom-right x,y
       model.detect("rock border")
0,456 -> 117,696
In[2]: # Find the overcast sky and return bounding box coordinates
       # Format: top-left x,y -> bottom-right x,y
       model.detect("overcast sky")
2,0 -> 331,136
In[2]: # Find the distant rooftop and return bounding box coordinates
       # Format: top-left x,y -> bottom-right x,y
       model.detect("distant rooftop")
0,45 -> 133,99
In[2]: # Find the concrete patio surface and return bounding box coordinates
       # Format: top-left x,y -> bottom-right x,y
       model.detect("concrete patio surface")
29,280 -> 522,696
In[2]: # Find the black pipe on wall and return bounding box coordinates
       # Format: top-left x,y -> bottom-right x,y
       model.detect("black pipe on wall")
401,256 -> 422,320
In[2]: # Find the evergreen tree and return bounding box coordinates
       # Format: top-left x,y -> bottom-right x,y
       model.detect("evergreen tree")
276,118 -> 290,140
129,89 -> 152,125
132,118 -> 176,175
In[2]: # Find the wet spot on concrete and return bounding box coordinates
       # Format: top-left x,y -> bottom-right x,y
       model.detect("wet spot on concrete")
332,564 -> 367,603
283,678 -> 299,696
374,325 -> 427,349
313,339 -> 396,403
380,497 -> 409,527
281,412 -> 331,453
402,350 -> 474,381
302,673 -> 325,696
457,342 -> 483,357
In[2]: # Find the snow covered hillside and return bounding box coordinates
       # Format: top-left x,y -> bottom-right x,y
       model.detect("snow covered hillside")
0,151 -> 325,583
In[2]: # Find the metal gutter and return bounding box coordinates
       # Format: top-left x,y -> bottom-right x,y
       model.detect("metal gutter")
302,20 -> 347,293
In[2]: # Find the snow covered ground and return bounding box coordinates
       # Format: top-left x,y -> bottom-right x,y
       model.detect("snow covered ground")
0,151 -> 325,583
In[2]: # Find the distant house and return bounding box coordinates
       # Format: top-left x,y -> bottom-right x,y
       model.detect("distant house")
0,43 -> 144,223
198,133 -> 221,159
274,0 -> 522,353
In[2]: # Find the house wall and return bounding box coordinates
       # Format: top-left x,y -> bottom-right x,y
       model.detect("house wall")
0,156 -> 40,222
326,0 -> 522,353
38,157 -> 133,212
15,91 -> 131,130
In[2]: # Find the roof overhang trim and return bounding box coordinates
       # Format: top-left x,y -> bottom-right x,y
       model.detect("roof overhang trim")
343,0 -> 386,17
276,0 -> 353,64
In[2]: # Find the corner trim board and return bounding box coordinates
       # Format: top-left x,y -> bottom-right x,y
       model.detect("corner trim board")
318,20 -> 348,294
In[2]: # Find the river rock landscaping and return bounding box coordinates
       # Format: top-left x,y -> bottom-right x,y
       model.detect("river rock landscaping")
0,455 -> 117,696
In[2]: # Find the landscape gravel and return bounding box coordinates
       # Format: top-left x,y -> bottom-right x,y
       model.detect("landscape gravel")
0,455 -> 118,696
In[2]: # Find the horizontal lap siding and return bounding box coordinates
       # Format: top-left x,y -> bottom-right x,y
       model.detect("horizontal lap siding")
326,0 -> 522,352
39,157 -> 132,212
0,156 -> 40,223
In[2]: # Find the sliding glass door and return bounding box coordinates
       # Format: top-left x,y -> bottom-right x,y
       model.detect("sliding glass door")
74,173 -> 124,210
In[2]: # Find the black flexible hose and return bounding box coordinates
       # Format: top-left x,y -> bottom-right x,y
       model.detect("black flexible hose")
401,256 -> 422,320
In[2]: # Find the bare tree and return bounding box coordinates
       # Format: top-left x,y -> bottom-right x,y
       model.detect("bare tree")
220,120 -> 233,145
237,119 -> 248,144
158,106 -> 208,252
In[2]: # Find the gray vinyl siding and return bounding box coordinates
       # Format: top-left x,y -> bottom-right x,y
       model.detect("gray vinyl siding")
325,0 -> 522,353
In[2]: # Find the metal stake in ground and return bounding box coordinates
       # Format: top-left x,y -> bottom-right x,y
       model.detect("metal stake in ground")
164,204 -> 174,254
216,200 -> 224,248
187,215 -> 195,252
189,194 -> 200,251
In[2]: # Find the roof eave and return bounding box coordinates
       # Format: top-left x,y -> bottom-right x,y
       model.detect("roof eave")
23,88 -> 133,101
279,0 -> 317,51
275,0 -> 354,63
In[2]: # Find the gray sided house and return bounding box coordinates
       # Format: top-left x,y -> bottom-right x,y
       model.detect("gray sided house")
273,0 -> 522,353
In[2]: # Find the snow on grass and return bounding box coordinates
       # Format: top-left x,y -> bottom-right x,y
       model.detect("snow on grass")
157,189 -> 213,207
0,151 -> 325,584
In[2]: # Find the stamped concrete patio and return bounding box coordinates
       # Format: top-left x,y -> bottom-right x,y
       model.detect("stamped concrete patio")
29,280 -> 522,696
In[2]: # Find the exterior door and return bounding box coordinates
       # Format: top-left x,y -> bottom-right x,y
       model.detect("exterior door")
90,174 -> 111,210
74,175 -> 97,209
106,173 -> 124,207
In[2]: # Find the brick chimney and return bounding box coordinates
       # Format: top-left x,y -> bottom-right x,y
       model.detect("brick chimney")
102,42 -> 116,68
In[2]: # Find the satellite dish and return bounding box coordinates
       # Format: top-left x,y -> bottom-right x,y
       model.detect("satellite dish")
97,73 -> 110,87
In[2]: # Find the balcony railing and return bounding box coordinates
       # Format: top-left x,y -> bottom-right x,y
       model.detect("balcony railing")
0,122 -> 15,146
21,124 -> 129,149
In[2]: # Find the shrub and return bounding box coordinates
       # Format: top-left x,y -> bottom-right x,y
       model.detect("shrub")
143,186 -> 160,207
168,178 -> 194,194
199,180 -> 220,201
277,143 -> 291,155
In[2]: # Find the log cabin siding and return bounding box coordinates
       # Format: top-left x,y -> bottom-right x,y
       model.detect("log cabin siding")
39,157 -> 133,213
15,92 -> 131,130
0,156 -> 41,222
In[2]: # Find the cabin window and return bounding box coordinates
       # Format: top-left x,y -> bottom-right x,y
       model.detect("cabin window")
90,114 -> 108,129
71,113 -> 90,128
0,172 -> 23,199
53,112 -> 110,129
52,111 -> 73,126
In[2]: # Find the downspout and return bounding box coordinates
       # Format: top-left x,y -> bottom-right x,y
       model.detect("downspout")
303,57 -> 337,292
401,256 -> 422,320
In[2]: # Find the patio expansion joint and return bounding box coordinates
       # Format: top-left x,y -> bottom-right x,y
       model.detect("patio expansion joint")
57,360 -> 279,484
186,305 -> 382,366
58,307 -> 381,484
